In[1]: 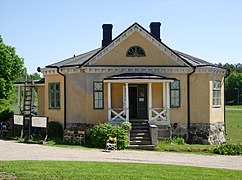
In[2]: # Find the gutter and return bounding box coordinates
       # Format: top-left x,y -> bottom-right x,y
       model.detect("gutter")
224,68 -> 231,135
45,66 -> 67,129
57,67 -> 67,129
187,66 -> 196,142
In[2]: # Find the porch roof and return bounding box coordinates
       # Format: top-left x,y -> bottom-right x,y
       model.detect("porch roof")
103,73 -> 176,83
14,78 -> 45,87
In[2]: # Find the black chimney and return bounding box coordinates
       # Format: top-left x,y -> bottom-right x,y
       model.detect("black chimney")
102,24 -> 113,47
150,22 -> 161,42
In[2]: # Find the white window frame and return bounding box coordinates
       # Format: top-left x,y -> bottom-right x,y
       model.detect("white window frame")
212,81 -> 221,107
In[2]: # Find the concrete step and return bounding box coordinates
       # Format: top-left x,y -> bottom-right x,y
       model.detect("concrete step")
128,145 -> 155,150
130,119 -> 148,123
130,136 -> 150,141
131,122 -> 149,126
131,129 -> 149,133
132,126 -> 149,130
130,140 -> 152,145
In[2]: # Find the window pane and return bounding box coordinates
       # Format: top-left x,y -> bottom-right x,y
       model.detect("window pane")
170,80 -> 180,107
93,82 -> 103,109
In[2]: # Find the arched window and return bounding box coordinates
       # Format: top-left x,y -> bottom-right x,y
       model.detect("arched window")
126,46 -> 146,57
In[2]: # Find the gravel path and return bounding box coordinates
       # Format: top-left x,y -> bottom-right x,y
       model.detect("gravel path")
0,140 -> 242,170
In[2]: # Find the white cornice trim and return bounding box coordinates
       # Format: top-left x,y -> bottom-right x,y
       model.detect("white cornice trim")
83,66 -> 192,74
42,67 -> 83,75
84,24 -> 189,67
196,67 -> 227,75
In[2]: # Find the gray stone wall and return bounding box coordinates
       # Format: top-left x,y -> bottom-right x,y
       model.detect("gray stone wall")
166,122 -> 226,145
189,122 -> 226,145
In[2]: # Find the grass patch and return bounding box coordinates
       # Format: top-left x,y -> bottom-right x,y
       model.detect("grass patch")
156,140 -> 215,155
0,161 -> 241,179
226,109 -> 242,144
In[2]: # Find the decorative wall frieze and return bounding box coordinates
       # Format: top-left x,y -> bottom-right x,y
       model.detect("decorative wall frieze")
82,66 -> 191,74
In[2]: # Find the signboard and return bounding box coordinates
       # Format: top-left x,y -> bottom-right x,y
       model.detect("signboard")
14,115 -> 24,125
32,116 -> 48,128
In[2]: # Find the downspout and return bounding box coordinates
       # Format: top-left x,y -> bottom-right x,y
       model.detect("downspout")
57,67 -> 67,129
224,69 -> 230,135
187,66 -> 196,142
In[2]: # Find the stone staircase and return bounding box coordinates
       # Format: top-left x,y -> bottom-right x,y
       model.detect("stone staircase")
128,119 -> 155,150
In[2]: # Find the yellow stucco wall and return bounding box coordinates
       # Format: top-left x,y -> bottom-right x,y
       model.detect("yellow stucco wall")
190,74 -> 210,123
65,73 -> 86,124
209,75 -> 224,123
95,32 -> 178,66
170,74 -> 188,124
37,86 -> 45,116
44,74 -> 64,125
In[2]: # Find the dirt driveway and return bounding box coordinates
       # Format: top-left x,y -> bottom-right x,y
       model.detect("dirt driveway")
0,140 -> 242,170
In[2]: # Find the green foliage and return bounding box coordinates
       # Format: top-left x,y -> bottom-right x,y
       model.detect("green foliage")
121,121 -> 132,131
0,98 -> 10,112
90,123 -> 128,150
213,144 -> 242,155
171,135 -> 185,145
0,109 -> 13,122
0,36 -> 25,100
47,121 -> 63,139
225,71 -> 242,105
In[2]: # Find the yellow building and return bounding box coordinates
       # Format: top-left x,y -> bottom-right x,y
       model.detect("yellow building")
37,22 -> 228,145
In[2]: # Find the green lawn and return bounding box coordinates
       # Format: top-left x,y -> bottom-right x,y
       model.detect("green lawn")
0,161 -> 241,180
226,109 -> 242,144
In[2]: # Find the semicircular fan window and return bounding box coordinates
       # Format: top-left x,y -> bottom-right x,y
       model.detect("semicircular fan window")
126,46 -> 146,57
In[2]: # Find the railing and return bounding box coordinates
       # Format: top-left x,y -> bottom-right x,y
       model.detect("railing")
109,108 -> 126,121
151,107 -> 170,121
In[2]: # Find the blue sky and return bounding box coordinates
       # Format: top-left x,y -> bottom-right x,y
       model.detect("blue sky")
1,0 -> 242,74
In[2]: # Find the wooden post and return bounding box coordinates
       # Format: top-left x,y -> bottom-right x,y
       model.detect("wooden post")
148,83 -> 152,120
125,83 -> 129,121
17,86 -> 21,114
166,82 -> 170,121
108,83 -> 111,121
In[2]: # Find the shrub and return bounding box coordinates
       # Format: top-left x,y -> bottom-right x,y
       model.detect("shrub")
90,123 -> 128,150
47,121 -> 63,139
121,122 -> 132,131
213,144 -> 242,155
0,109 -> 13,122
171,135 -> 185,145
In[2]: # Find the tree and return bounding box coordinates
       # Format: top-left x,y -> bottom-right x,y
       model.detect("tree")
225,71 -> 242,105
0,36 -> 25,111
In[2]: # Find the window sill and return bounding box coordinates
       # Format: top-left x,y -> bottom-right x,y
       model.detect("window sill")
212,105 -> 221,108
48,107 -> 61,110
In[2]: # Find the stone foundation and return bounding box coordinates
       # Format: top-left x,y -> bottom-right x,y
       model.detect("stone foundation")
189,122 -> 226,145
170,122 -> 226,145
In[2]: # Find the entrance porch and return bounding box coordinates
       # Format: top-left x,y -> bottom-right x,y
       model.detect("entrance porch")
103,73 -> 175,125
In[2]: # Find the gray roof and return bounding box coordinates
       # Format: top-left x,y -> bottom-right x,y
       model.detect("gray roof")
174,50 -> 215,67
47,48 -> 101,68
45,23 -> 216,69
46,48 -> 216,68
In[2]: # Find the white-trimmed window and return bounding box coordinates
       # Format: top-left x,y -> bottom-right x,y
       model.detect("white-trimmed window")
213,81 -> 221,106
170,80 -> 180,108
48,82 -> 60,108
93,81 -> 104,109
126,46 -> 146,57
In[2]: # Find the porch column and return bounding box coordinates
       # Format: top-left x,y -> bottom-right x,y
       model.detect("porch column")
163,82 -> 167,108
125,83 -> 129,121
148,83 -> 152,120
108,82 -> 111,121
31,87 -> 35,113
166,82 -> 170,121
17,86 -> 21,114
